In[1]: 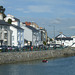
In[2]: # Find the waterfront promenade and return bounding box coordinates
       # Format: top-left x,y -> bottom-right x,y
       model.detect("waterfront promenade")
0,47 -> 75,64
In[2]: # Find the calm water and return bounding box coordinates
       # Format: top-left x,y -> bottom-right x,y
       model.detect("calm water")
0,56 -> 75,75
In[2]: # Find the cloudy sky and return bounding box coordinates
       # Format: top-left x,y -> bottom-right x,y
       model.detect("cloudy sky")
0,0 -> 75,38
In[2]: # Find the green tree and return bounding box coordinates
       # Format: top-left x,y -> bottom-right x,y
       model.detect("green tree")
43,41 -> 46,45
8,19 -> 12,24
0,6 -> 6,18
50,38 -> 53,41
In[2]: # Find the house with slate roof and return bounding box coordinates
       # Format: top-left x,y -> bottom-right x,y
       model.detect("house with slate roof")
10,24 -> 24,47
0,20 -> 12,46
20,22 -> 42,46
55,33 -> 73,46
71,36 -> 75,47
0,13 -> 24,47
40,27 -> 47,43
4,14 -> 20,26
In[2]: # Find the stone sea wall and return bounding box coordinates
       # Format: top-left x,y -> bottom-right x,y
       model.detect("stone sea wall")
0,47 -> 75,64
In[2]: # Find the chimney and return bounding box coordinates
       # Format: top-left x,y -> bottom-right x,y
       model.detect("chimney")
0,13 -> 3,20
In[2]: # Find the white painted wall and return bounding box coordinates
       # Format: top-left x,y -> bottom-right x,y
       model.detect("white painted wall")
12,21 -> 18,26
17,29 -> 24,47
71,36 -> 75,47
4,14 -> 20,26
20,23 -> 43,46
56,40 -> 73,46
10,26 -> 18,46
0,13 -> 3,20
22,26 -> 32,41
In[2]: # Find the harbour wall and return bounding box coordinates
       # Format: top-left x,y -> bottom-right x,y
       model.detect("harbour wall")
0,47 -> 75,64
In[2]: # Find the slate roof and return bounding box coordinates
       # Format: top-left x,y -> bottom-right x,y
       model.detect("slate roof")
14,17 -> 20,22
55,37 -> 73,40
55,33 -> 73,40
0,20 -> 10,26
11,24 -> 23,30
0,20 -> 23,30
55,34 -> 66,38
26,25 -> 39,32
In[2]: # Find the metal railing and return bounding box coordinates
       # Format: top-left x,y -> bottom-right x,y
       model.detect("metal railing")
0,46 -> 64,52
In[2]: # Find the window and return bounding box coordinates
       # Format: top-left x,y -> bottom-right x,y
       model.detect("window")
0,26 -> 2,29
4,26 -> 7,31
12,36 -> 14,41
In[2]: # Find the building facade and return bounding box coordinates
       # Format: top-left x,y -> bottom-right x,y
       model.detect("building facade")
55,34 -> 73,46
20,22 -> 42,46
4,14 -> 24,47
40,27 -> 47,43
0,20 -> 12,46
4,14 -> 20,26
10,25 -> 24,47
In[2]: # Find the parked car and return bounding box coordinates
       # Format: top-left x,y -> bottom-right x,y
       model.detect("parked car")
12,46 -> 19,51
0,46 -> 3,50
53,44 -> 63,49
39,45 -> 47,50
22,45 -> 31,50
7,46 -> 12,50
46,44 -> 63,49
46,44 -> 54,49
0,45 -> 7,52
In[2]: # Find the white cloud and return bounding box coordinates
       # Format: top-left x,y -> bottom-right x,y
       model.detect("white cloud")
43,0 -> 74,6
23,11 -> 30,13
28,5 -> 51,13
69,26 -> 75,29
71,12 -> 75,15
50,18 -> 62,24
7,7 -> 12,9
0,0 -> 7,4
16,8 -> 24,11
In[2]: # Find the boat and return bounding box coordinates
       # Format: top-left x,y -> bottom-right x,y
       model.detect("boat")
42,60 -> 48,63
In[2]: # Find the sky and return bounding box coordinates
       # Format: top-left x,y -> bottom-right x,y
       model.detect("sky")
0,0 -> 75,38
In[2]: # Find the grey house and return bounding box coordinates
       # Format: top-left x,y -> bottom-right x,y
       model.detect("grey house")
40,28 -> 47,42
26,26 -> 42,46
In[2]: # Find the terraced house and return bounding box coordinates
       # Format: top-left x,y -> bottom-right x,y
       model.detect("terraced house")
0,13 -> 24,47
4,14 -> 24,47
0,13 -> 12,46
20,22 -> 42,46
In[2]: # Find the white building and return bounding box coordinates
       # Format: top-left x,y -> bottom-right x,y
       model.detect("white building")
4,14 -> 20,26
55,34 -> 73,47
71,36 -> 75,47
10,25 -> 24,47
4,14 -> 24,47
0,13 -> 12,46
20,22 -> 42,46
0,20 -> 12,46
